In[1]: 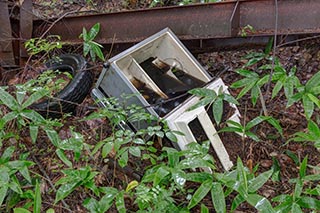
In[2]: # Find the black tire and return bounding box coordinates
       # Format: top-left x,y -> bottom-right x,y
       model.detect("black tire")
30,54 -> 94,118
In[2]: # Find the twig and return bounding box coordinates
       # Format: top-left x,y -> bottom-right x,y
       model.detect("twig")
277,34 -> 320,48
39,10 -> 79,40
105,34 -> 117,61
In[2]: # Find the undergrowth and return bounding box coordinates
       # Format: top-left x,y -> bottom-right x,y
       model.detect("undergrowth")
0,28 -> 320,213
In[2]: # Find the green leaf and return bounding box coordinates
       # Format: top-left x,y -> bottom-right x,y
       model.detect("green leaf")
16,90 -> 26,105
187,97 -> 212,111
246,194 -> 275,213
56,149 -> 72,167
22,88 -> 49,108
92,43 -> 104,61
13,208 -> 32,213
287,92 -> 302,108
291,132 -> 314,142
272,80 -> 283,99
189,88 -> 216,97
226,119 -> 244,128
293,179 -> 303,199
46,208 -> 55,213
83,198 -> 99,213
153,166 -> 170,186
19,166 -> 32,183
291,203 -> 303,213
102,142 -> 113,158
251,84 -> 260,106
172,170 -> 187,187
265,117 -> 283,136
200,204 -> 209,213
185,172 -> 213,183
212,98 -> 223,124
245,57 -> 263,67
126,180 -> 138,192
299,156 -> 308,179
118,150 -> 128,168
307,93 -> 320,108
9,178 -> 23,194
257,74 -> 270,86
223,93 -> 239,105
7,160 -> 34,170
302,95 -> 314,119
308,120 -> 320,137
285,150 -> 299,165
116,191 -> 126,213
88,23 -> 100,40
236,157 -> 248,195
132,138 -> 145,145
2,111 -> 18,124
34,180 -> 41,213
236,69 -> 259,78
231,77 -> 252,89
163,147 -> 179,168
237,80 -> 256,99
55,181 -> 80,203
284,76 -> 298,99
45,129 -> 60,147
1,146 -> 15,162
83,42 -> 90,56
22,110 -> 45,123
165,131 -> 178,143
297,196 -> 320,209
306,71 -> 320,92
99,188 -> 118,212
264,37 -> 274,55
129,146 -> 141,157
219,126 -> 243,134
273,198 -> 292,213
89,48 -> 96,62
231,194 -> 245,211
248,169 -> 273,192
188,179 -> 213,209
179,157 -> 214,170
29,125 -> 39,144
246,116 -> 268,130
0,87 -> 19,110
211,182 -> 226,213
0,186 -> 8,206
246,131 -> 260,141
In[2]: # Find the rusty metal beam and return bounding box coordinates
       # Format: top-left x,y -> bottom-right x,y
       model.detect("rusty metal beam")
20,0 -> 33,65
0,0 -> 15,66
32,0 -> 320,48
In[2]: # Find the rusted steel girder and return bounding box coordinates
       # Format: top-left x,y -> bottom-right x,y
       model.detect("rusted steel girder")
20,0 -> 33,63
0,1 -> 15,66
32,0 -> 320,50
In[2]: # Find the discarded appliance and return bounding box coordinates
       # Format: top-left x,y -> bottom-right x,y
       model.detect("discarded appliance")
92,28 -> 240,170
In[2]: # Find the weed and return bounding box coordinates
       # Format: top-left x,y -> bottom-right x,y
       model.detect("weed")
79,23 -> 104,62
220,115 -> 283,142
54,166 -> 99,203
25,35 -> 63,57
272,156 -> 320,212
188,86 -> 239,125
240,24 -> 255,37
0,146 -> 34,208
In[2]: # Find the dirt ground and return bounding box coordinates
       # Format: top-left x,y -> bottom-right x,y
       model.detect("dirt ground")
2,0 -> 320,212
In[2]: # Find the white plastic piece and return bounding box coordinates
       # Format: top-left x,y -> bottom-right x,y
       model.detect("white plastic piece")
165,78 -> 241,171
